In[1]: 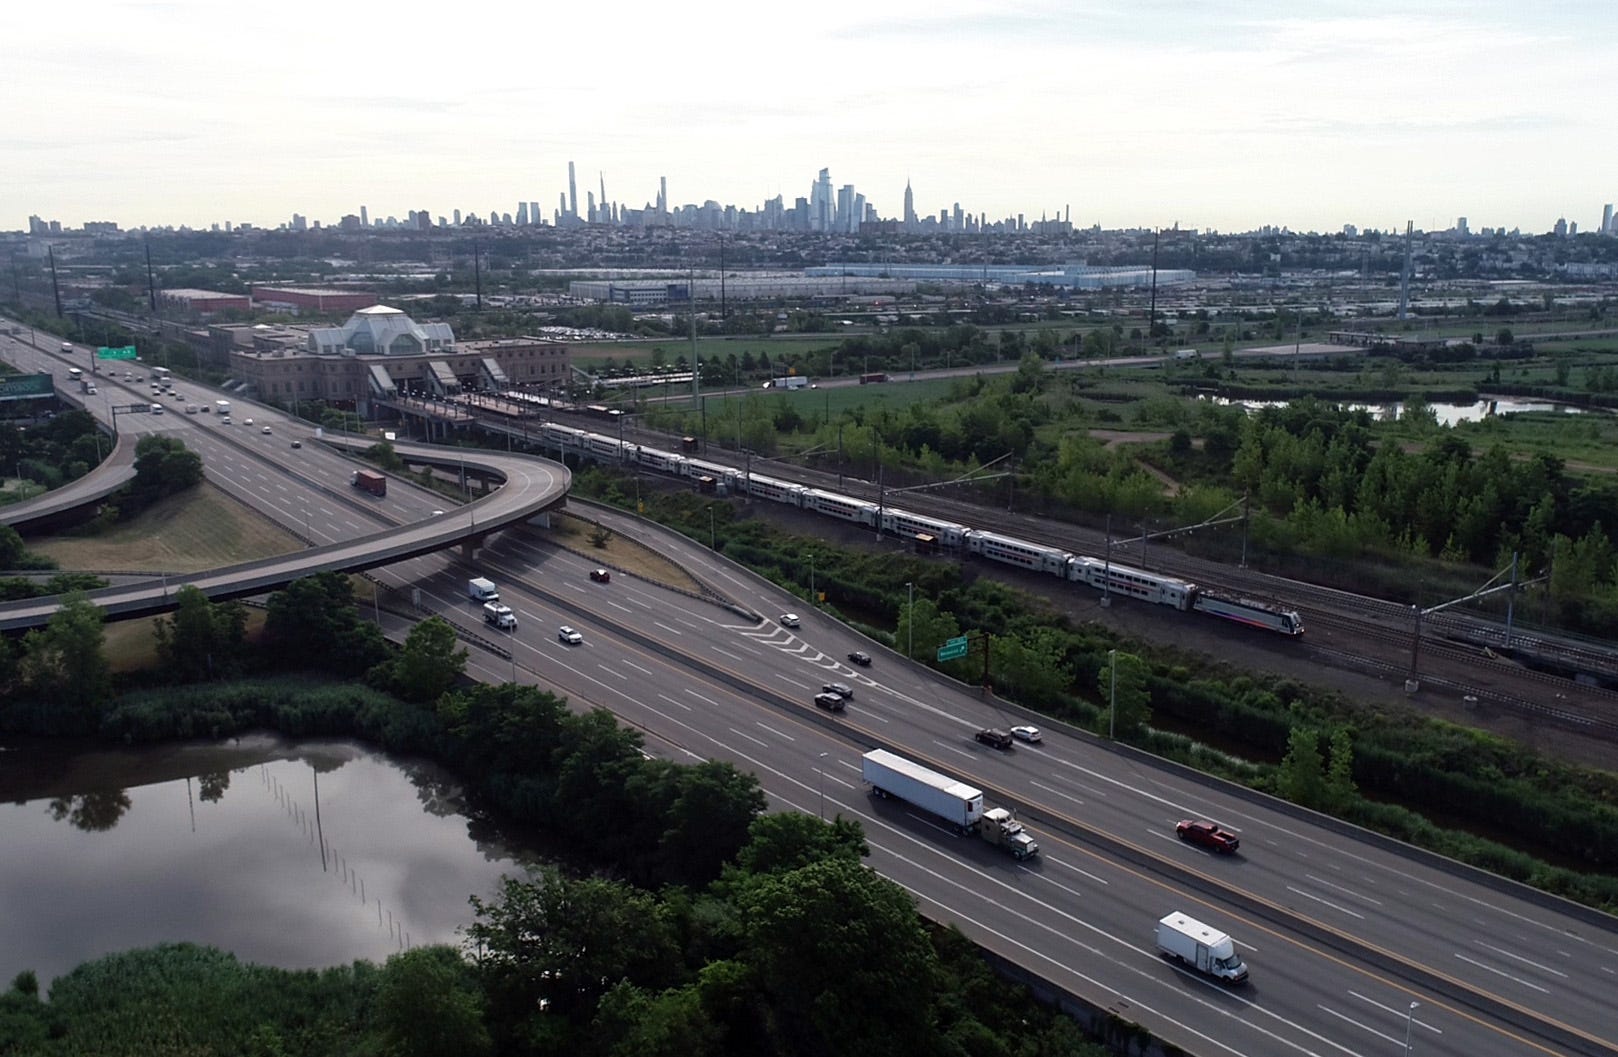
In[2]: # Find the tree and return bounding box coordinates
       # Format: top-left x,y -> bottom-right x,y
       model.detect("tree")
374,946 -> 491,1057
263,572 -> 387,675
1094,650 -> 1150,737
371,616 -> 467,703
734,813 -> 868,876
739,857 -> 939,1057
153,585 -> 247,682
131,435 -> 202,496
468,871 -> 681,1028
1325,727 -> 1357,809
1277,726 -> 1326,807
18,592 -> 110,719
657,761 -> 768,887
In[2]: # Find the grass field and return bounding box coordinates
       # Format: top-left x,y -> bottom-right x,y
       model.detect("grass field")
33,484 -> 301,573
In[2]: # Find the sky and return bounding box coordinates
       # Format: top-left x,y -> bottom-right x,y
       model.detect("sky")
8,0 -> 1615,235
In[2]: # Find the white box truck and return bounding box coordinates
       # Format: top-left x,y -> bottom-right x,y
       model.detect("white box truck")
483,602 -> 516,629
862,749 -> 984,833
467,577 -> 499,602
1155,912 -> 1248,984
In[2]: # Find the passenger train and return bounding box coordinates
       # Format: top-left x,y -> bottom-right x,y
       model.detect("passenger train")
532,422 -> 1304,636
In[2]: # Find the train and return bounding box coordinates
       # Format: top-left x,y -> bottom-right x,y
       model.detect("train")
530,422 -> 1304,636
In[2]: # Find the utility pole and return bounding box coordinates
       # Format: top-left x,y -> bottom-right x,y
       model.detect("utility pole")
905,581 -> 914,659
1108,649 -> 1118,738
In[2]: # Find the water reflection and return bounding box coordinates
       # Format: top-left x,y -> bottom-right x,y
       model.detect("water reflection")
46,790 -> 132,832
0,736 -> 533,987
1196,393 -> 1600,426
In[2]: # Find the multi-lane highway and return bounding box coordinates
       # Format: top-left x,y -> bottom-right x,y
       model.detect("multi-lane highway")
6,327 -> 1616,1056
429,508 -> 1617,1057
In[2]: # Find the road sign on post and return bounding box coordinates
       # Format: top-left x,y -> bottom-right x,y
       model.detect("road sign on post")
936,635 -> 969,662
97,345 -> 138,360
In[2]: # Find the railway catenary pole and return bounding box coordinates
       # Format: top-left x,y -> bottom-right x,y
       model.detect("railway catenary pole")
1101,514 -> 1112,607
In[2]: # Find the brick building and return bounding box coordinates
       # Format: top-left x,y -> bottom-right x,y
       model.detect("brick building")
224,305 -> 570,416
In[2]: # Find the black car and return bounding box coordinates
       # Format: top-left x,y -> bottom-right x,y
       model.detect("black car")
847,650 -> 872,667
821,682 -> 854,700
975,728 -> 1013,750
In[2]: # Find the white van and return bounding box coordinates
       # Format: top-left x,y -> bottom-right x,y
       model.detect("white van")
467,577 -> 499,602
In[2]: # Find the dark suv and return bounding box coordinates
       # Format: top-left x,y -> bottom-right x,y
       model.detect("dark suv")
974,728 -> 1013,749
813,692 -> 846,712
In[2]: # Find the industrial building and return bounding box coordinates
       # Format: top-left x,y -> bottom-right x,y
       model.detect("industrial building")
250,286 -> 378,315
569,274 -> 915,303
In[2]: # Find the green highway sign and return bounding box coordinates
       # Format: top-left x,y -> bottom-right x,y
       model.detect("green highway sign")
97,345 -> 137,360
937,639 -> 969,662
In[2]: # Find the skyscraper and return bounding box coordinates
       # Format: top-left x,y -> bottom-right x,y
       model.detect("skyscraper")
360,205 -> 369,228
568,162 -> 578,220
1603,203 -> 1613,235
811,168 -> 834,232
903,180 -> 916,231
529,201 -> 539,226
516,201 -> 529,226
658,176 -> 667,214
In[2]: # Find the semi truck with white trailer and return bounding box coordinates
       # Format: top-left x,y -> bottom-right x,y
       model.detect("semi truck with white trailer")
861,750 -> 1038,858
1155,912 -> 1248,984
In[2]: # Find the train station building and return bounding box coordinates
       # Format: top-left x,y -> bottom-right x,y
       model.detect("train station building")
219,305 -> 571,415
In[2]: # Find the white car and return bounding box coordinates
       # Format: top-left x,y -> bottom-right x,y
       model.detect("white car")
557,625 -> 583,645
261,426 -> 272,434
244,418 -> 254,426
780,613 -> 801,628
1011,725 -> 1042,743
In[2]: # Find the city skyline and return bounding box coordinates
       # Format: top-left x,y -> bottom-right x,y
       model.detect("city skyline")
9,1 -> 1616,235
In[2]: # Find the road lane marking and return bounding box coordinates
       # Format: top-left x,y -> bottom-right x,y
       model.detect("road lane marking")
656,694 -> 692,712
1348,992 -> 1442,1034
1029,780 -> 1085,806
1453,953 -> 1550,994
652,621 -> 683,635
727,726 -> 769,748
1304,873 -> 1383,906
1315,1005 -> 1401,1048
1475,942 -> 1568,978
1285,885 -> 1365,920
754,721 -> 794,742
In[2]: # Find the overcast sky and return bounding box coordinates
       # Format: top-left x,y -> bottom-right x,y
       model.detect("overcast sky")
10,0 -> 1615,235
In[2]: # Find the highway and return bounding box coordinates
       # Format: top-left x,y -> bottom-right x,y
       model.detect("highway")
5,328 -> 1616,1056
388,502 -> 1618,1057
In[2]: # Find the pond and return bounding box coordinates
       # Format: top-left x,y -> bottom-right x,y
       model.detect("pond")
1197,393 -> 1601,427
0,734 -> 533,988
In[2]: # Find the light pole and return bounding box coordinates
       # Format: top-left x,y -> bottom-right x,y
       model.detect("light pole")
1108,648 -> 1118,739
817,752 -> 829,820
808,553 -> 816,607
905,581 -> 914,659
709,505 -> 716,549
1404,1001 -> 1419,1056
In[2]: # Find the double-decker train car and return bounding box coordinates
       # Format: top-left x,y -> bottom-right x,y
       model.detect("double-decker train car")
965,530 -> 1073,576
744,474 -> 807,507
539,423 -> 590,451
635,446 -> 688,475
1191,592 -> 1304,635
1069,557 -> 1196,610
803,488 -> 880,526
881,508 -> 968,549
684,459 -> 742,494
583,432 -> 627,462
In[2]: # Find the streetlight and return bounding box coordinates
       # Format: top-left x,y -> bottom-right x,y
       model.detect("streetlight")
1108,648 -> 1118,739
708,505 -> 716,549
905,581 -> 914,659
1404,1001 -> 1419,1056
817,752 -> 829,820
808,553 -> 816,607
